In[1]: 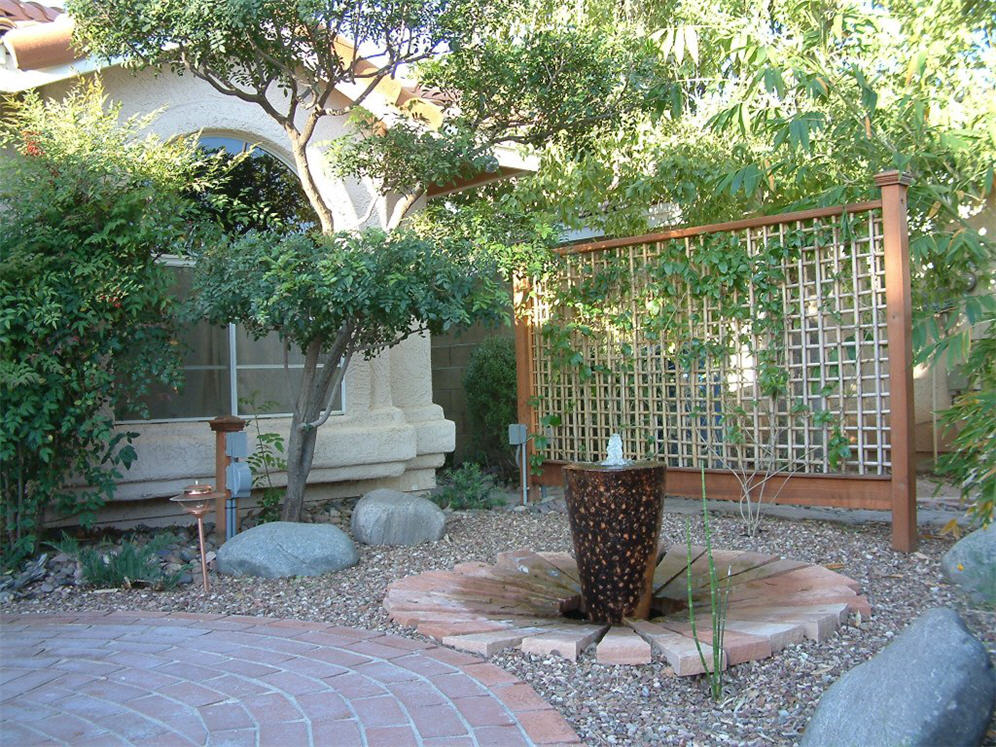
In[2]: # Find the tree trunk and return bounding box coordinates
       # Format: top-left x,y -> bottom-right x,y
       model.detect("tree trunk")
281,408 -> 319,522
278,336 -> 349,521
280,340 -> 323,522
285,127 -> 336,235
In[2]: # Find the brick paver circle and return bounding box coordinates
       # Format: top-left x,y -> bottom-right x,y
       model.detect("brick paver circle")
0,611 -> 580,746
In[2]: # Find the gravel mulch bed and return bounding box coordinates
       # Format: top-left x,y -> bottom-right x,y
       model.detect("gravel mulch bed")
3,504 -> 994,746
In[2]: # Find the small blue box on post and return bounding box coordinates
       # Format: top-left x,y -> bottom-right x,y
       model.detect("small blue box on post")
224,432 -> 251,539
225,431 -> 249,459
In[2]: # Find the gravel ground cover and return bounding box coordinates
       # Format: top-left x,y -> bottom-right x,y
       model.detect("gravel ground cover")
3,504 -> 994,746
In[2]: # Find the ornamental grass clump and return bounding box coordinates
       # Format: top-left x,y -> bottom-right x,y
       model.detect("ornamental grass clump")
686,468 -> 731,701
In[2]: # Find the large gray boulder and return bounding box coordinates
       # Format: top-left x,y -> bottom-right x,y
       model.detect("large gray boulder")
216,521 -> 358,578
802,607 -> 995,747
351,489 -> 445,546
942,523 -> 996,605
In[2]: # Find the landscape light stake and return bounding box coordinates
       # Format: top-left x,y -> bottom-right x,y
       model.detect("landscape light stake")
170,482 -> 220,592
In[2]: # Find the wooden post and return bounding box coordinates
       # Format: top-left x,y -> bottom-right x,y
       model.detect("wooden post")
875,170 -> 917,552
513,275 -> 537,493
209,415 -> 246,538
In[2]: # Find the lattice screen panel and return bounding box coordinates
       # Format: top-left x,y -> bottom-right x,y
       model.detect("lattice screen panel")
527,207 -> 891,476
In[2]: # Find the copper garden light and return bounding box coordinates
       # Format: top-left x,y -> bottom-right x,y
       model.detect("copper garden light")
170,482 -> 222,592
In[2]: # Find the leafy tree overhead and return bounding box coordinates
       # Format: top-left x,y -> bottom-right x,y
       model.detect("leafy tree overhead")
68,0 -> 666,521
417,0 -> 996,522
0,85 -> 222,565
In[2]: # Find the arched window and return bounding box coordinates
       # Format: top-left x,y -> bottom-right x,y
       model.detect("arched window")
117,137 -> 342,422
196,136 -> 318,234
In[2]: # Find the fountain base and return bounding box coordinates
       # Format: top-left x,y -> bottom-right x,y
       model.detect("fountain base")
384,545 -> 870,673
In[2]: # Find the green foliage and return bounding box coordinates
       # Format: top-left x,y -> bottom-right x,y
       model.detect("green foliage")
0,84 -> 221,568
47,531 -> 182,590
431,463 -> 502,510
240,393 -> 287,525
77,539 -> 181,590
192,229 -> 507,359
932,307 -> 996,527
195,144 -> 317,235
69,0 -> 517,98
331,27 -> 670,195
463,337 -> 517,477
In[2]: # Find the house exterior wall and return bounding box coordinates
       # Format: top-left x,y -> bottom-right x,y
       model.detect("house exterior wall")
34,66 -> 454,525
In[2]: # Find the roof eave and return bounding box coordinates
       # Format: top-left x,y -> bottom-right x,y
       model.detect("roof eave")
0,53 -> 115,93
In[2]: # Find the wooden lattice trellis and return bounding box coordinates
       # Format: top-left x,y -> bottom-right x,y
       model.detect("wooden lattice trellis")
516,172 -> 917,551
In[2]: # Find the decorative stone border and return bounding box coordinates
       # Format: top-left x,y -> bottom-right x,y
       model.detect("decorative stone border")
385,546 -> 871,673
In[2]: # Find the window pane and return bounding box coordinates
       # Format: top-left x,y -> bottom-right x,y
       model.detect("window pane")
119,369 -> 231,421
236,327 -> 306,366
198,136 -> 245,155
236,366 -> 343,416
196,139 -> 317,234
117,265 -> 231,420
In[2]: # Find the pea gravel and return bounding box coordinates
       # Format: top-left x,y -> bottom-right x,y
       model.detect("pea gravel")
4,505 -> 994,746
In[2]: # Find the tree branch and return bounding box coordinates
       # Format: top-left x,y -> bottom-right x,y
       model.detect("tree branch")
387,188 -> 425,229
304,349 -> 354,430
187,62 -> 289,125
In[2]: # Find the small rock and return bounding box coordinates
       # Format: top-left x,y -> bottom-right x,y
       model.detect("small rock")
14,554 -> 47,589
350,489 -> 446,546
941,523 -> 996,605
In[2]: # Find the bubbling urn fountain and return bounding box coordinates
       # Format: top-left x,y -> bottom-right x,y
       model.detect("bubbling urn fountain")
563,434 -> 666,624
384,432 -> 871,672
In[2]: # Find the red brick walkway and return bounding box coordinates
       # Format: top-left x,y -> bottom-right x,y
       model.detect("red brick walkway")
0,612 -> 580,746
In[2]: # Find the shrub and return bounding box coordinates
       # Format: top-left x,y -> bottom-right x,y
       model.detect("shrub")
46,531 -> 182,590
462,336 -> 517,479
432,463 -> 503,510
0,83 -> 222,567
932,309 -> 996,528
240,393 -> 287,525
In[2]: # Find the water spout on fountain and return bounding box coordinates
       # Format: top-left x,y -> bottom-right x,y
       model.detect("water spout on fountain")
601,433 -> 630,467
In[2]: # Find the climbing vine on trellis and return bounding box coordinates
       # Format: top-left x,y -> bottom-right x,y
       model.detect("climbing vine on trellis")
525,208 -> 886,484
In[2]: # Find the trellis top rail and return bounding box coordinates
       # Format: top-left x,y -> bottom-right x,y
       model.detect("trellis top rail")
557,200 -> 884,256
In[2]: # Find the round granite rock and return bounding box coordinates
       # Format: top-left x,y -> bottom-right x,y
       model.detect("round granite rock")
941,523 -> 996,605
351,489 -> 446,546
216,521 -> 358,578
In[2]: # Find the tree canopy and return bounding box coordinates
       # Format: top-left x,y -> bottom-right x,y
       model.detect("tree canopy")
66,0 -> 666,520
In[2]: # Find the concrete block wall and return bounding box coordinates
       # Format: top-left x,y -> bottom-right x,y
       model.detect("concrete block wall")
430,324 -> 515,465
